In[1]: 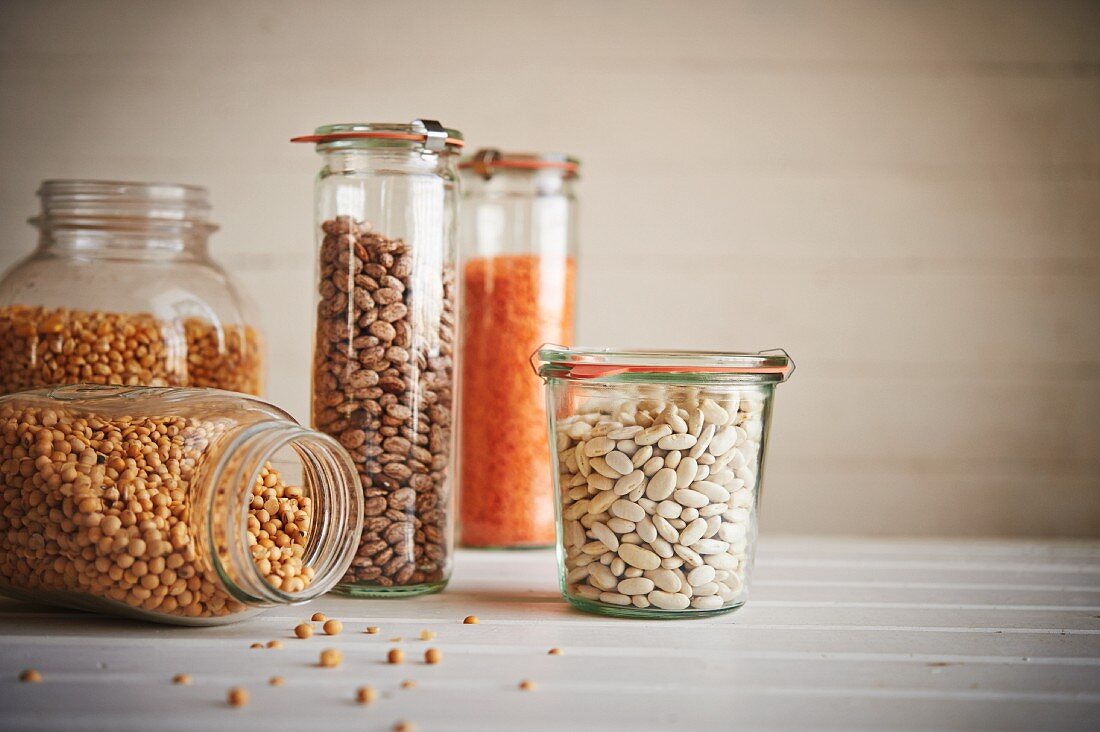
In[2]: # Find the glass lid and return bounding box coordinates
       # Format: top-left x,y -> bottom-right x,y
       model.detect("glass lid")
534,346 -> 794,383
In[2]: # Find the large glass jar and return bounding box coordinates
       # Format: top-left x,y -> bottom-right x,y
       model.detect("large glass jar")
535,347 -> 794,618
458,150 -> 579,548
0,180 -> 264,396
0,384 -> 362,625
293,120 -> 462,596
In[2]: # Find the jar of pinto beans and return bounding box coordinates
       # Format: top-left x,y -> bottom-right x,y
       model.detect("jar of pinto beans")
457,150 -> 580,549
292,120 -> 462,596
0,180 -> 264,397
0,385 -> 362,625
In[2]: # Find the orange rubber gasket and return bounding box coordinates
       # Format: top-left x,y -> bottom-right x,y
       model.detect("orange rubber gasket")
290,132 -> 465,147
457,159 -> 578,172
566,364 -> 792,379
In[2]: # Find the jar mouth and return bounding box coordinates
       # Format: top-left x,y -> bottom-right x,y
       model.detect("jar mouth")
31,179 -> 217,233
534,345 -> 795,384
212,422 -> 363,606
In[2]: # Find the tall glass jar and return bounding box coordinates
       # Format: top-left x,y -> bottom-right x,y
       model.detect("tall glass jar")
293,120 -> 462,596
0,180 -> 264,396
0,384 -> 362,625
457,150 -> 579,548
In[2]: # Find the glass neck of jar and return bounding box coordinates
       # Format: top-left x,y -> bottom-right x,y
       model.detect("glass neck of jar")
31,180 -> 216,260
34,225 -> 213,261
320,146 -> 455,177
466,169 -> 575,197
201,420 -> 361,606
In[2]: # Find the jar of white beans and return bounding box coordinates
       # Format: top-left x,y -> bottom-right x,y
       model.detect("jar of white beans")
534,347 -> 793,618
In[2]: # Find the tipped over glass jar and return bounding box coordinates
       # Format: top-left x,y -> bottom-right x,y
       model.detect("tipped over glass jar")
0,385 -> 362,625
535,346 -> 794,618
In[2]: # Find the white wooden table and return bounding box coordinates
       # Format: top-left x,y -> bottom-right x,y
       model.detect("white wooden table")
1,537 -> 1098,731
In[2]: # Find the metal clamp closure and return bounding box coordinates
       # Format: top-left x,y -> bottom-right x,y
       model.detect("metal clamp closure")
471,148 -> 503,179
414,119 -> 448,152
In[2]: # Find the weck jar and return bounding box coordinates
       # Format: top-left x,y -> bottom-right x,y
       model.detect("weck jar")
0,180 -> 264,396
458,150 -> 580,549
292,120 -> 462,596
0,384 -> 363,625
535,346 -> 794,618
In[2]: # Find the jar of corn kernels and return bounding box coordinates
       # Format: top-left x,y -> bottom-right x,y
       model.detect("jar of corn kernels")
0,180 -> 264,397
0,384 -> 363,625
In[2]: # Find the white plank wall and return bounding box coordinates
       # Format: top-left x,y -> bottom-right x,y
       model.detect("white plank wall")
0,1 -> 1097,537
1,541 -> 1098,731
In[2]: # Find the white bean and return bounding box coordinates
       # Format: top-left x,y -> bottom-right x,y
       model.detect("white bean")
673,489 -> 708,508
584,436 -> 616,457
611,499 -> 645,522
618,543 -> 661,570
691,596 -> 724,611
604,451 -> 633,476
656,501 -> 681,519
692,481 -> 730,503
675,457 -> 698,489
707,426 -> 737,456
634,424 -> 672,446
636,517 -> 658,543
678,517 -> 708,547
658,433 -> 696,451
641,456 -> 664,477
607,517 -> 635,534
613,470 -> 645,495
653,515 -> 679,543
644,568 -> 682,593
687,565 -> 716,587
692,539 -> 730,555
599,591 -> 632,606
617,577 -> 655,595
648,590 -> 690,611
590,522 -> 619,552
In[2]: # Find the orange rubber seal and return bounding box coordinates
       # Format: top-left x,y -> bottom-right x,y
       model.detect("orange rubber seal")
458,159 -> 578,173
564,364 -> 793,380
290,132 -> 465,148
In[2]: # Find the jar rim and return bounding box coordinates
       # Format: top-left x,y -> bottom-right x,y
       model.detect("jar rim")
459,149 -> 580,179
291,120 -> 464,151
534,345 -> 795,384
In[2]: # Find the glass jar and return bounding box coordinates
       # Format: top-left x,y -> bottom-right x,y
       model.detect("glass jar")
535,346 -> 794,618
0,180 -> 264,397
0,384 -> 362,625
292,120 -> 462,596
458,150 -> 580,548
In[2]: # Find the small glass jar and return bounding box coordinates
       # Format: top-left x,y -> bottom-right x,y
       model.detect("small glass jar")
0,180 -> 264,396
293,120 -> 462,596
458,150 -> 580,548
0,384 -> 362,625
535,346 -> 794,618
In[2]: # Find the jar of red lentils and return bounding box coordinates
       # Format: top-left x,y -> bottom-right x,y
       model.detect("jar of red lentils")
0,384 -> 363,625
457,150 -> 580,548
0,180 -> 264,397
